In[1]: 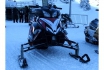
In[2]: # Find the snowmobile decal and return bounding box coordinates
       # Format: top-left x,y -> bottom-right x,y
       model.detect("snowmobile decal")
39,18 -> 61,34
39,18 -> 46,29
40,18 -> 59,30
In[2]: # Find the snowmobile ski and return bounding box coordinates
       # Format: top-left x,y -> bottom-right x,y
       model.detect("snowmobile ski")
18,55 -> 28,68
69,53 -> 90,63
71,25 -> 79,28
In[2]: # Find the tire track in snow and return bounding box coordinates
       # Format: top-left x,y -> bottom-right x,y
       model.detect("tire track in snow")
26,51 -> 57,70
30,49 -> 68,70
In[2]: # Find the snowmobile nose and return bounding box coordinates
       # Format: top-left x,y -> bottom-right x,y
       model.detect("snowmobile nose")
53,30 -> 56,34
53,30 -> 56,32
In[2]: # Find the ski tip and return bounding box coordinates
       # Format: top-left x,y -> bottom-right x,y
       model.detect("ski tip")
95,50 -> 99,54
77,26 -> 79,28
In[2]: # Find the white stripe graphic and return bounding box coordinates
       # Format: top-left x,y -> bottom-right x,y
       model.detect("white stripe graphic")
40,18 -> 60,31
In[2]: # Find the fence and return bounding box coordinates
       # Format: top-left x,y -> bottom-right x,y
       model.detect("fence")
70,14 -> 88,25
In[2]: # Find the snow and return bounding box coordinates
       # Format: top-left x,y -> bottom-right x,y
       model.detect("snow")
6,0 -> 98,70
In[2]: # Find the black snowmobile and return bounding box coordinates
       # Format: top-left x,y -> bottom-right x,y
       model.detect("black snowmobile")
18,5 -> 90,68
61,13 -> 79,28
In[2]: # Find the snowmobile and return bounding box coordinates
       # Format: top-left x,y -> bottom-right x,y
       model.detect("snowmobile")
18,5 -> 90,68
84,18 -> 98,45
80,0 -> 91,11
61,14 -> 79,28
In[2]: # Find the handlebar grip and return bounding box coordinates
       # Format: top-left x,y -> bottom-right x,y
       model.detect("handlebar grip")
57,7 -> 62,9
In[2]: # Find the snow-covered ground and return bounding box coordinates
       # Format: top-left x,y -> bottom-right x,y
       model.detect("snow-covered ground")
6,0 -> 98,70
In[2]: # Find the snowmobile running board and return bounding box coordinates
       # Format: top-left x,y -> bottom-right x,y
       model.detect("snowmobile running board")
18,41 -> 90,68
66,25 -> 79,28
67,23 -> 79,28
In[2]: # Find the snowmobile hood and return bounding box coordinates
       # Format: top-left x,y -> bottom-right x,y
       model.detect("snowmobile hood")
39,18 -> 61,35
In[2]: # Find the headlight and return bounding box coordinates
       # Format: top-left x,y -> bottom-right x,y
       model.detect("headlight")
32,26 -> 35,33
43,11 -> 50,17
52,11 -> 57,18
30,17 -> 34,22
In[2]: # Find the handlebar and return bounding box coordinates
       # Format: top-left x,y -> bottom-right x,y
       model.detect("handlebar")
55,7 -> 62,9
29,5 -> 62,10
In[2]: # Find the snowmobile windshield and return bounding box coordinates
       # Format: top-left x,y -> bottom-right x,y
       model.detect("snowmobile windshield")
28,7 -> 60,18
91,20 -> 98,28
29,8 -> 41,14
41,8 -> 60,18
90,20 -> 98,30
